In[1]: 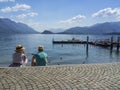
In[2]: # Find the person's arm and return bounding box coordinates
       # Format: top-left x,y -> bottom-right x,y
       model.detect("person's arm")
22,55 -> 27,61
45,58 -> 48,64
31,56 -> 36,66
21,54 -> 28,63
45,54 -> 48,64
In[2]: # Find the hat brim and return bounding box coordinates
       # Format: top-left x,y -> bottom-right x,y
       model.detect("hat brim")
15,47 -> 25,51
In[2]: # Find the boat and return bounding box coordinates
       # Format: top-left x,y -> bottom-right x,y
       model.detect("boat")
91,39 -> 111,47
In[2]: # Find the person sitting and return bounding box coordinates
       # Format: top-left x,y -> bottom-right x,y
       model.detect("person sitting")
9,45 -> 28,67
31,45 -> 48,66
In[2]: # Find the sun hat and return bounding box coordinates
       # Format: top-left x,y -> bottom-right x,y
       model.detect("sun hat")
38,45 -> 44,51
15,45 -> 25,52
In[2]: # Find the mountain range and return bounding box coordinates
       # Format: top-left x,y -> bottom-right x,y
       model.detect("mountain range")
0,18 -> 120,35
42,21 -> 120,35
58,21 -> 120,35
0,18 -> 38,34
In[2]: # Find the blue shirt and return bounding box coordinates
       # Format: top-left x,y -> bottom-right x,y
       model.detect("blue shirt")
34,51 -> 48,66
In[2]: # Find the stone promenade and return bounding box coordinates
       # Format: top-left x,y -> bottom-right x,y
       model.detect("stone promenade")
0,63 -> 120,90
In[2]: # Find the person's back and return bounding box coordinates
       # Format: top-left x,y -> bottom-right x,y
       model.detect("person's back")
9,45 -> 28,67
31,45 -> 48,66
34,51 -> 47,66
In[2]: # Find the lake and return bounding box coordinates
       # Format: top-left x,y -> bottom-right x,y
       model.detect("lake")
0,34 -> 120,67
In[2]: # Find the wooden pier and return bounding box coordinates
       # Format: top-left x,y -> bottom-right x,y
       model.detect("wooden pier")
53,36 -> 120,48
53,40 -> 87,44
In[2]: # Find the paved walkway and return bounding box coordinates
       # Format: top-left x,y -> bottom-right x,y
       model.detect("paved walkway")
0,63 -> 120,90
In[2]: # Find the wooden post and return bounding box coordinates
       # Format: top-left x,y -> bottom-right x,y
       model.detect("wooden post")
85,36 -> 89,64
52,37 -> 54,42
86,36 -> 89,53
110,36 -> 113,51
52,37 -> 54,48
117,37 -> 120,52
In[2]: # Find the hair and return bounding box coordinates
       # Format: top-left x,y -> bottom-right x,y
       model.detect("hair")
38,46 -> 44,51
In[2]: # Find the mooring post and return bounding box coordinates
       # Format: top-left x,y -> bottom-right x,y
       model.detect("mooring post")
110,36 -> 113,51
86,36 -> 89,52
85,36 -> 89,62
52,37 -> 54,48
117,37 -> 120,52
52,37 -> 54,42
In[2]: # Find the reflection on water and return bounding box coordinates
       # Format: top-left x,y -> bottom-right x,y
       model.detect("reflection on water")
0,34 -> 120,67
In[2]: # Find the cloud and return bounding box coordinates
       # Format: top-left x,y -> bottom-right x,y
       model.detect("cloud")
0,0 -> 15,2
1,3 -> 31,12
17,12 -> 38,19
92,8 -> 120,19
59,15 -> 86,24
17,14 -> 26,19
117,16 -> 120,20
27,12 -> 38,17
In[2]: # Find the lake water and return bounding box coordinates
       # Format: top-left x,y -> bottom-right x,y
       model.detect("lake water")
0,34 -> 120,67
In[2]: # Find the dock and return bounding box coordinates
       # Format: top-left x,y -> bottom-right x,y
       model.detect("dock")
53,36 -> 120,50
53,40 -> 87,44
0,63 -> 120,90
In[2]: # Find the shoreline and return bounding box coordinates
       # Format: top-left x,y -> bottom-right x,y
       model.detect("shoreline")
0,62 -> 119,68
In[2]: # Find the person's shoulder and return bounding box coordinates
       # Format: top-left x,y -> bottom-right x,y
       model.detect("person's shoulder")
33,53 -> 39,57
13,52 -> 19,55
38,51 -> 47,55
42,52 -> 48,56
41,51 -> 47,54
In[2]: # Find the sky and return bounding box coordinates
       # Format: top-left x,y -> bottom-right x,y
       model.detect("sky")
0,0 -> 120,32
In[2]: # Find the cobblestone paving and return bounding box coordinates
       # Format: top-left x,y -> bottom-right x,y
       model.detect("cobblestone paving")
0,63 -> 120,90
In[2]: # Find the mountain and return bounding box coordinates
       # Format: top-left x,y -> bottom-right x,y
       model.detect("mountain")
41,30 -> 53,34
47,28 -> 65,33
0,18 -> 39,34
59,21 -> 120,35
